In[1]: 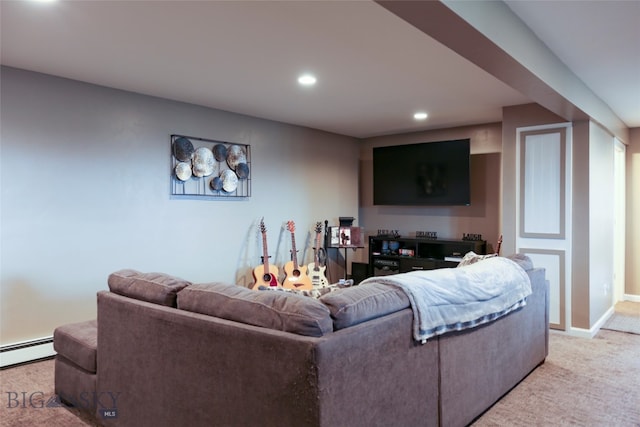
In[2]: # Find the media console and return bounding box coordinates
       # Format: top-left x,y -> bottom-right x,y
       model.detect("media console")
369,235 -> 486,276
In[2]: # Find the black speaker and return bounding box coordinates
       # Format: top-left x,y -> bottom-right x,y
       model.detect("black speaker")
351,262 -> 369,285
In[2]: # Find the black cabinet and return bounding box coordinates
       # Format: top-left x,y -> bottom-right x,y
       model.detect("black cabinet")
369,236 -> 486,276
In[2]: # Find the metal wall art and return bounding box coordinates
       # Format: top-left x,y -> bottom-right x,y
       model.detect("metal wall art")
171,134 -> 251,198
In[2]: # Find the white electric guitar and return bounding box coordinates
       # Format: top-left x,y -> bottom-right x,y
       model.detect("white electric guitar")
308,222 -> 329,287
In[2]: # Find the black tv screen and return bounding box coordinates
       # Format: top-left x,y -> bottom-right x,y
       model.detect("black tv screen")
373,139 -> 470,206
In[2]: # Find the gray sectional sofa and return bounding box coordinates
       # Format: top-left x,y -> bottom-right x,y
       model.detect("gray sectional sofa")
54,256 -> 548,427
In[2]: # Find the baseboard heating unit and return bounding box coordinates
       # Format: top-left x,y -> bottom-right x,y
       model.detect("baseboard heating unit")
0,337 -> 55,368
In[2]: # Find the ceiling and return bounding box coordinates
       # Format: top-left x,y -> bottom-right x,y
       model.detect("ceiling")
504,0 -> 639,130
1,0 -> 638,139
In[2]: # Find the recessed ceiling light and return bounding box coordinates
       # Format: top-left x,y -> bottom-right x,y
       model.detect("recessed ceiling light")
297,74 -> 317,86
414,112 -> 428,120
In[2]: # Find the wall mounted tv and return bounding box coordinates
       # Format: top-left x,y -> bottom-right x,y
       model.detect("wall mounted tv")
373,139 -> 471,206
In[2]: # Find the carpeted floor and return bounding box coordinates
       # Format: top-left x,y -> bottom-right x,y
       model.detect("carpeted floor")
0,357 -> 98,427
614,301 -> 640,317
2,304 -> 639,427
602,301 -> 640,335
472,329 -> 640,426
473,300 -> 640,426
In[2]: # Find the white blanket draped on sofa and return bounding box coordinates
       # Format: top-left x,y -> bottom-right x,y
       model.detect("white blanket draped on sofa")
360,257 -> 532,342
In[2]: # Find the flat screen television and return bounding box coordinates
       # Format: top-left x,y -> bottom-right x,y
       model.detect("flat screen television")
373,139 -> 470,206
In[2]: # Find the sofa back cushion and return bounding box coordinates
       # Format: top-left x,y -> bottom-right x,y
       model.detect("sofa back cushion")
457,252 -> 534,271
108,269 -> 191,307
177,282 -> 333,337
320,283 -> 410,330
505,253 -> 534,271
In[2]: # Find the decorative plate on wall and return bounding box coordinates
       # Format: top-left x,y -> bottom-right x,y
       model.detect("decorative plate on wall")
170,134 -> 251,199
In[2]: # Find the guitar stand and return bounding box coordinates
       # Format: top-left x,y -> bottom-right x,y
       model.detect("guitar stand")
342,247 -> 349,280
339,246 -> 361,280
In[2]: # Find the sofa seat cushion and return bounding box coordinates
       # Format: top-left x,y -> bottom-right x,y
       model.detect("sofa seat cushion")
53,319 -> 97,373
177,282 -> 333,337
320,283 -> 410,330
108,269 -> 191,307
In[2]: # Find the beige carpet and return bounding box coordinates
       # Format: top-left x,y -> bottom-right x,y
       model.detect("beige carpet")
2,328 -> 639,426
473,329 -> 640,426
0,358 -> 98,427
614,301 -> 640,316
602,301 -> 640,335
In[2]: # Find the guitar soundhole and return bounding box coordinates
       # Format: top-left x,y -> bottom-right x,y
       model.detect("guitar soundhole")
263,274 -> 273,283
292,270 -> 300,278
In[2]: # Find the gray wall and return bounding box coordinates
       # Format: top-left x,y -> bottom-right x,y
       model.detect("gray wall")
2,66 -> 636,345
0,67 -> 359,344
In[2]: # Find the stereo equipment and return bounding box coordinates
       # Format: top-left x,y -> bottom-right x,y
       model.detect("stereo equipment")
373,259 -> 399,276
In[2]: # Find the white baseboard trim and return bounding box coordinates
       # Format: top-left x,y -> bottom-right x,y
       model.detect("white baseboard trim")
567,305 -> 615,339
0,337 -> 55,368
623,294 -> 640,302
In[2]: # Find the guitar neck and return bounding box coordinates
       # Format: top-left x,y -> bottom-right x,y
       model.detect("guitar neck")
313,233 -> 322,268
262,233 -> 271,273
290,232 -> 299,269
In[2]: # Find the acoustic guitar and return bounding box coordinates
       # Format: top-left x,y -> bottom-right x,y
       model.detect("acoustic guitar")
308,222 -> 329,287
252,218 -> 280,290
282,221 -> 313,290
